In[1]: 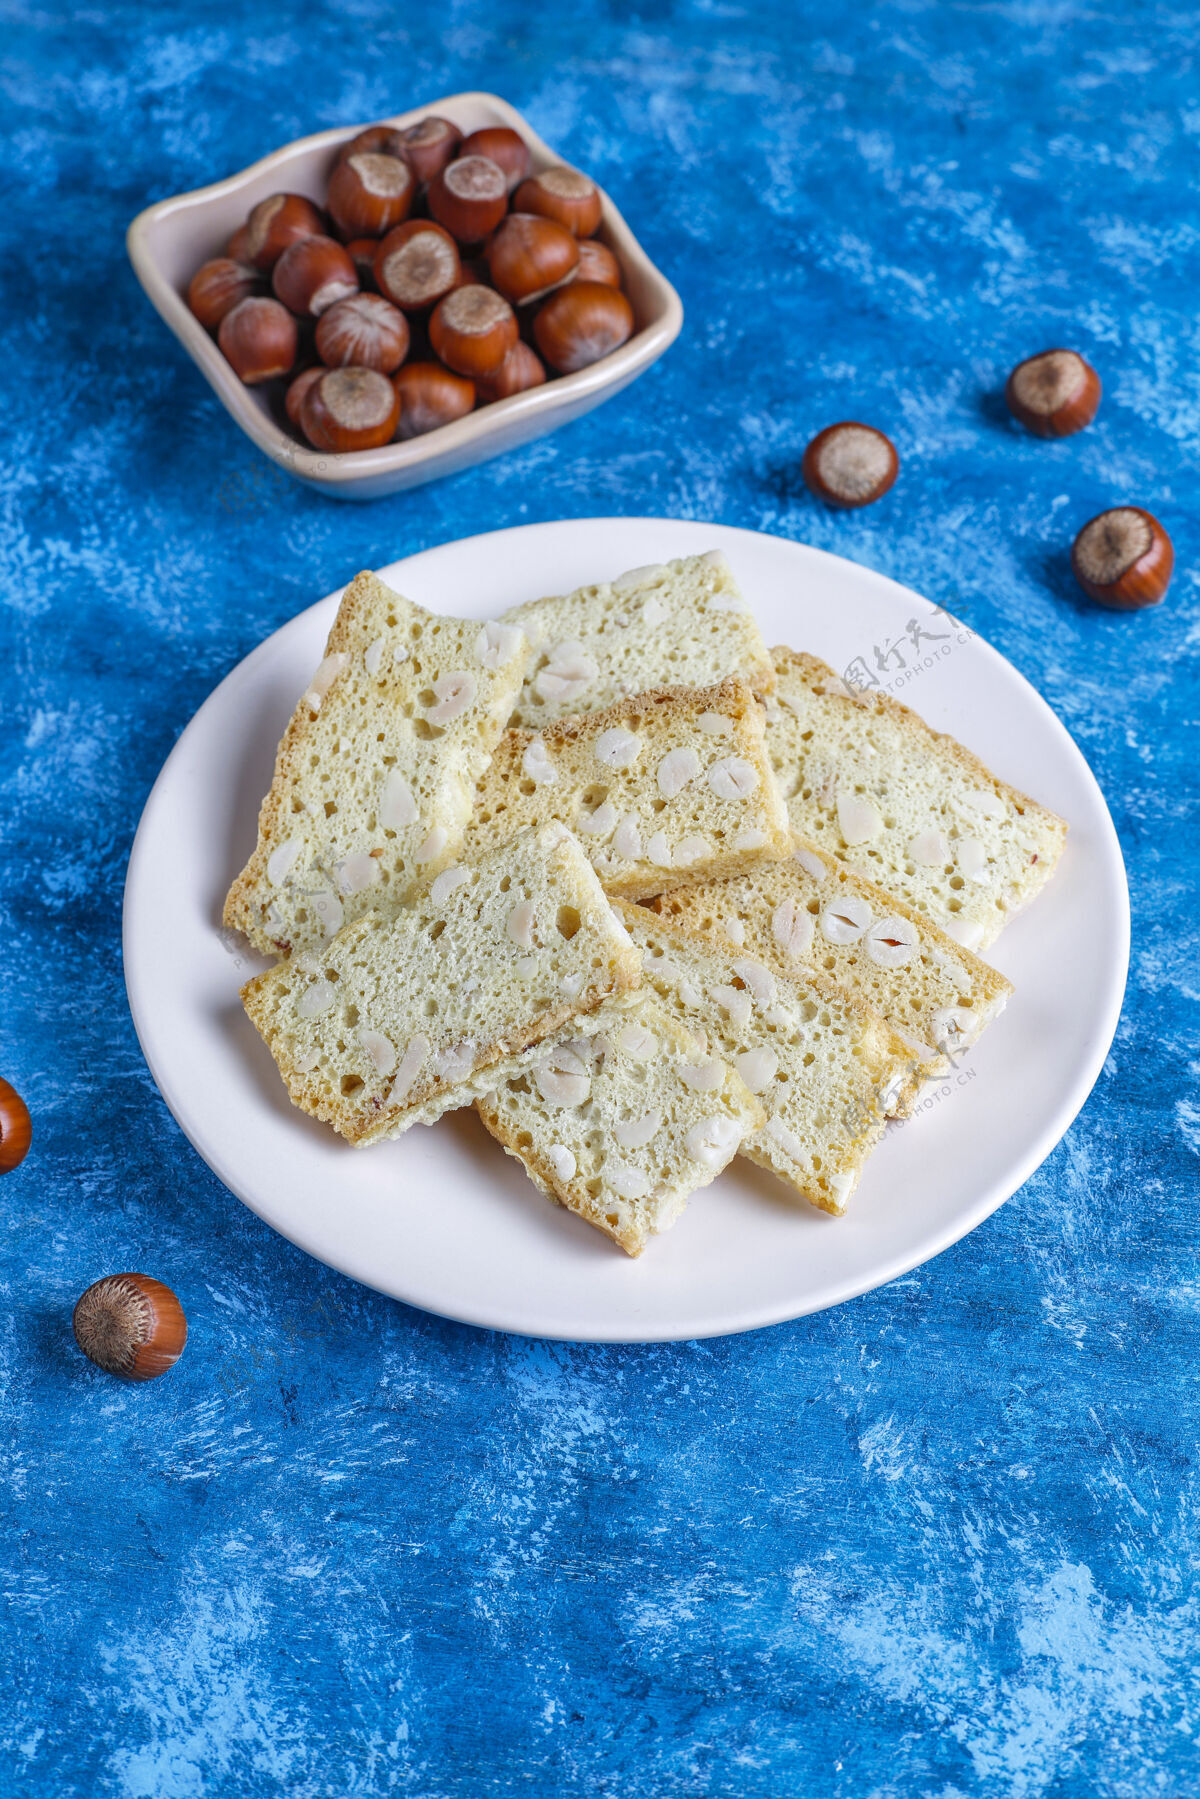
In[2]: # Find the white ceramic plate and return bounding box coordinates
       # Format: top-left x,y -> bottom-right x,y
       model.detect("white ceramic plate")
123,520 -> 1128,1341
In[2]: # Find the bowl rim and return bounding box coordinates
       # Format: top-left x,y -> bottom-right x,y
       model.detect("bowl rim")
127,90 -> 684,488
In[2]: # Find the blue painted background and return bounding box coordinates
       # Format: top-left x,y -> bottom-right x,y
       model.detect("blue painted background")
2,1 -> 1196,1793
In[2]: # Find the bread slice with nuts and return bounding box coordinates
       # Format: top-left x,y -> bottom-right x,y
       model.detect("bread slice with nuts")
223,570 -> 528,959
503,550 -> 776,728
240,823 -> 640,1146
476,994 -> 764,1256
462,677 -> 791,900
616,903 -> 915,1214
765,648 -> 1068,951
650,838 -> 1013,1110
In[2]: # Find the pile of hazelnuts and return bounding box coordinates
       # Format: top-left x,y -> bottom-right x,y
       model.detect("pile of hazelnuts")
186,118 -> 635,453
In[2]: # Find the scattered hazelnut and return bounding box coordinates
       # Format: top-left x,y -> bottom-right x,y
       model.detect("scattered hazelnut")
0,1077 -> 31,1174
574,238 -> 622,288
429,283 -> 518,376
374,220 -> 461,311
474,340 -> 547,403
459,127 -> 531,193
315,293 -> 410,372
1070,508 -> 1173,610
394,116 -> 462,185
802,422 -> 899,508
300,366 -> 401,451
218,296 -> 298,383
428,155 -> 509,243
533,280 -> 633,373
327,153 -> 415,239
272,234 -> 359,317
486,212 -> 579,305
514,167 -> 602,237
242,193 -> 324,271
285,364 -> 328,429
393,361 -> 475,439
186,257 -> 263,330
73,1273 -> 187,1381
1006,349 -> 1101,438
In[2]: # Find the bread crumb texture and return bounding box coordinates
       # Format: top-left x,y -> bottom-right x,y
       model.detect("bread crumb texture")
477,994 -> 764,1256
503,549 -> 775,728
617,902 -> 915,1214
224,571 -> 528,958
764,649 -> 1067,951
651,836 -> 1012,1109
464,677 -> 791,899
240,823 -> 640,1145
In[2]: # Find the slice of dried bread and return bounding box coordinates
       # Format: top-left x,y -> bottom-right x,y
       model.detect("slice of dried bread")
476,994 -> 764,1256
617,903 -> 914,1214
650,838 -> 1012,1106
503,550 -> 775,728
765,648 -> 1068,951
463,678 -> 791,900
240,823 -> 640,1146
224,570 -> 528,958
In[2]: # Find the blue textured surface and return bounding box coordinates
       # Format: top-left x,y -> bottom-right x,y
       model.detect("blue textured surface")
1,1 -> 1196,1793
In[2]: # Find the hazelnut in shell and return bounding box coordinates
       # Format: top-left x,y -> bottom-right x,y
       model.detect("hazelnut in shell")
327,152 -> 415,240
474,341 -> 547,404
458,126 -> 531,192
514,167 -> 602,238
0,1077 -> 31,1173
335,124 -> 404,163
429,284 -> 518,377
533,281 -> 633,374
272,235 -> 359,318
300,366 -> 401,451
315,293 -> 410,373
1070,508 -> 1173,610
427,155 -> 509,244
374,221 -> 461,312
73,1274 -> 187,1381
394,362 -> 475,439
395,116 -> 462,185
1006,349 -> 1101,438
242,193 -> 324,271
574,239 -> 622,289
802,422 -> 899,508
218,296 -> 298,383
486,213 -> 579,305
187,258 -> 264,330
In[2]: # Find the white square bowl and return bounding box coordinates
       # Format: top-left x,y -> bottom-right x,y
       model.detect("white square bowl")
127,92 -> 684,502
